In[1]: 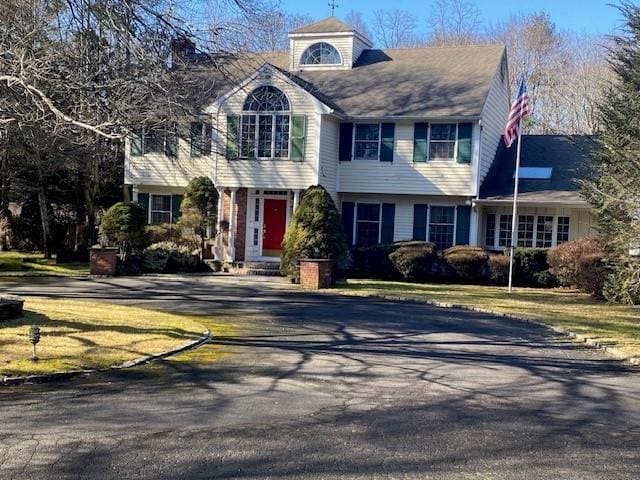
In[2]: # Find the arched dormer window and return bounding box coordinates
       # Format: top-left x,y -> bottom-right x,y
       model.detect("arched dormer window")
300,42 -> 341,65
240,86 -> 291,159
243,85 -> 290,112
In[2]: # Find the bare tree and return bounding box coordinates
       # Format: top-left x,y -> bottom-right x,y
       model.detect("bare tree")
345,10 -> 372,41
371,9 -> 421,48
426,0 -> 483,45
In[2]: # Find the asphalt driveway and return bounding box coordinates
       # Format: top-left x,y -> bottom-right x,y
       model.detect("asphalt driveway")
1,275 -> 639,479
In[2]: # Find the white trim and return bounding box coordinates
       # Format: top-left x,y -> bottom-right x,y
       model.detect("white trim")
206,64 -> 333,115
288,31 -> 373,48
299,41 -> 344,67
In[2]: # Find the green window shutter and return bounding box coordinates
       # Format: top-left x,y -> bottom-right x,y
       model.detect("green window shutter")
171,195 -> 183,224
413,123 -> 428,162
226,115 -> 239,160
455,205 -> 471,245
291,115 -> 306,161
130,131 -> 143,156
380,123 -> 395,162
412,204 -> 428,240
137,193 -> 150,225
381,203 -> 395,243
164,132 -> 177,158
341,202 -> 355,246
190,122 -> 202,157
339,123 -> 353,161
204,123 -> 212,155
456,123 -> 473,164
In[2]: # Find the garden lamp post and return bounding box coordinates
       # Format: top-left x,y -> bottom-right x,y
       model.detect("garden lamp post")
29,325 -> 40,361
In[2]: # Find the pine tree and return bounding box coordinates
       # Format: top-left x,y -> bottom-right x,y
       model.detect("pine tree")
584,2 -> 640,303
280,185 -> 348,276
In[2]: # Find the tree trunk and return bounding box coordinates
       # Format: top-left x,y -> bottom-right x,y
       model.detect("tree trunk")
35,164 -> 51,259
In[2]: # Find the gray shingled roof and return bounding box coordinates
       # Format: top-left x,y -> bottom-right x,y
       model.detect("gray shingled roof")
290,16 -> 354,34
200,44 -> 505,118
479,135 -> 596,205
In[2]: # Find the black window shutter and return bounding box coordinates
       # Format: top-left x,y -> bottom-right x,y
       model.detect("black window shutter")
171,195 -> 183,224
341,202 -> 355,246
381,203 -> 395,243
290,115 -> 306,161
130,130 -> 143,156
412,204 -> 428,240
413,123 -> 428,162
164,132 -> 178,157
339,123 -> 353,161
456,123 -> 473,164
137,193 -> 150,225
455,205 -> 471,245
380,123 -> 395,162
204,123 -> 212,155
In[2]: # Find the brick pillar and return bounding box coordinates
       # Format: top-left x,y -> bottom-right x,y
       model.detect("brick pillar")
299,259 -> 333,289
221,190 -> 231,260
234,188 -> 247,261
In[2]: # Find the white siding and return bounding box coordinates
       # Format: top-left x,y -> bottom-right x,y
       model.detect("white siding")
351,37 -> 369,65
340,193 -> 469,242
290,35 -> 354,70
125,137 -> 212,188
478,52 -> 510,188
338,121 -> 476,196
214,75 -> 321,190
318,116 -> 339,201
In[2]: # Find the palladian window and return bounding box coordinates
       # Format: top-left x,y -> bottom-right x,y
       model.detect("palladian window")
300,42 -> 341,65
240,86 -> 291,159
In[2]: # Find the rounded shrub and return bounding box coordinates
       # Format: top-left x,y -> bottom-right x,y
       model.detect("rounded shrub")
349,243 -> 403,280
144,223 -> 183,246
142,241 -> 197,273
280,185 -> 348,277
548,237 -> 604,287
99,202 -> 147,260
441,246 -> 490,283
388,241 -> 443,282
577,253 -> 607,297
488,254 -> 509,285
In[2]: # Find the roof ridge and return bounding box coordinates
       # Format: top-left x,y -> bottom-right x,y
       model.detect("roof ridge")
382,43 -> 505,52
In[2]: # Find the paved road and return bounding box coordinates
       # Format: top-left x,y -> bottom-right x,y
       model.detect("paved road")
1,275 -> 639,479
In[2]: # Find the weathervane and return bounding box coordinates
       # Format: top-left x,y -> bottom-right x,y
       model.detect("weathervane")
329,0 -> 338,15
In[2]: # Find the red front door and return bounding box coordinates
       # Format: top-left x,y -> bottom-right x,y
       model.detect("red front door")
262,199 -> 287,256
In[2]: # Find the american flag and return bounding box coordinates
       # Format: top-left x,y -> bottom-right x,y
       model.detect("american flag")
504,75 -> 531,148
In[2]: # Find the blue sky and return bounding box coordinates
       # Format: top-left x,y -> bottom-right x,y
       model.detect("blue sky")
279,0 -> 624,36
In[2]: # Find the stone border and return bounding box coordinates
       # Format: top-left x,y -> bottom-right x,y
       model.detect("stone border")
1,330 -> 212,386
327,289 -> 640,367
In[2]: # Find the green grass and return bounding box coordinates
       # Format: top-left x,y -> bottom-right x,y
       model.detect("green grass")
0,251 -> 89,276
0,298 -> 235,377
333,279 -> 640,359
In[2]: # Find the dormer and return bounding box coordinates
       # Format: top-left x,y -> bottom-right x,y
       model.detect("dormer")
288,16 -> 372,71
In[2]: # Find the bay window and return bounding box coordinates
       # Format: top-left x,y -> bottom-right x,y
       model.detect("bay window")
536,216 -> 554,248
487,214 -> 571,249
557,217 -> 570,244
517,215 -> 534,247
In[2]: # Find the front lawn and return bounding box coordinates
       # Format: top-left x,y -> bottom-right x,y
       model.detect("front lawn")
333,279 -> 640,359
0,298 -> 215,377
0,251 -> 88,276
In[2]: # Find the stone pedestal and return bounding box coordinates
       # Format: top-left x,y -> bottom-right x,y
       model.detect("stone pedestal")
89,247 -> 118,275
0,295 -> 24,321
299,259 -> 332,290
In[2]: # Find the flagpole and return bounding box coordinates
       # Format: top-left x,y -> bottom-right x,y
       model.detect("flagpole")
507,125 -> 523,294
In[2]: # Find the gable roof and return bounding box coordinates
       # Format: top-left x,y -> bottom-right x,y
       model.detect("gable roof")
194,43 -> 505,119
290,16 -> 354,34
479,135 -> 596,205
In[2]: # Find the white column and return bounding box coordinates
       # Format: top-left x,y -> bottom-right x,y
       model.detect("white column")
132,185 -> 139,202
469,204 -> 479,247
214,187 -> 225,261
293,189 -> 301,212
226,188 -> 238,262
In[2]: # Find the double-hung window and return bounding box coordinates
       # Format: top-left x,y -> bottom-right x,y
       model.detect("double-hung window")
536,216 -> 554,248
355,203 -> 381,246
150,195 -> 171,224
354,124 -> 380,160
517,215 -> 535,247
429,206 -> 456,250
429,124 -> 457,161
498,214 -> 513,247
240,86 -> 291,160
131,126 -> 176,157
557,217 -> 570,244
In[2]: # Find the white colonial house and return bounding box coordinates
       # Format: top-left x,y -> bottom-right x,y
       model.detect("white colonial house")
124,16 -> 597,263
